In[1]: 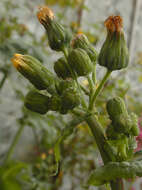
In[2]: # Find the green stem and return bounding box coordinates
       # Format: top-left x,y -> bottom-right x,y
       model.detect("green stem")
4,124 -> 25,164
80,84 -> 89,95
0,72 -> 8,90
89,70 -> 111,110
87,75 -> 94,94
75,77 -> 88,109
110,180 -> 124,190
87,75 -> 94,108
92,63 -> 97,85
86,115 -> 124,189
85,115 -> 110,164
62,46 -> 68,59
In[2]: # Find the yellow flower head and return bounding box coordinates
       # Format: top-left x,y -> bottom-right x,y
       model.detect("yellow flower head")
104,15 -> 123,33
11,53 -> 24,69
37,6 -> 54,25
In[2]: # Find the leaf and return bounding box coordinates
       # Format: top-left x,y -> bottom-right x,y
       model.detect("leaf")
0,178 -> 21,190
88,160 -> 142,186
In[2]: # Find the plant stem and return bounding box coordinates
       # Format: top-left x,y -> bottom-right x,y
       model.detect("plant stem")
62,47 -> 68,59
87,75 -> 94,94
89,70 -> 111,110
4,124 -> 25,164
86,115 -> 124,189
92,63 -> 97,85
80,84 -> 89,95
85,115 -> 110,164
110,180 -> 124,190
0,72 -> 8,91
76,0 -> 86,29
75,77 -> 88,109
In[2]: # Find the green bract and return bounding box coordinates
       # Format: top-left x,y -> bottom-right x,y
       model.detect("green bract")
71,33 -> 97,62
61,89 -> 80,111
68,48 -> 93,76
48,95 -> 61,111
54,57 -> 71,79
55,79 -> 75,95
24,91 -> 49,114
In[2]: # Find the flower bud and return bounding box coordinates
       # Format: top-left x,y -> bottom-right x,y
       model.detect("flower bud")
37,6 -> 71,51
112,115 -> 132,133
55,79 -> 75,95
48,95 -> 61,111
106,97 -> 128,121
54,57 -> 71,79
12,54 -> 56,93
71,33 -> 97,62
68,48 -> 93,76
61,89 -> 80,111
98,16 -> 129,71
24,90 -> 49,114
130,113 -> 139,136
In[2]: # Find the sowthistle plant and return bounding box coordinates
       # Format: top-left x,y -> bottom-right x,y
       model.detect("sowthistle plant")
11,6 -> 141,190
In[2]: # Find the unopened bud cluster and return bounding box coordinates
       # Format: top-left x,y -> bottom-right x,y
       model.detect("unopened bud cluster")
12,6 -> 130,116
106,97 -> 139,160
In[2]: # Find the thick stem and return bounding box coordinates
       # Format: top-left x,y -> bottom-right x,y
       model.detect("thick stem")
110,179 -> 124,190
89,70 -> 111,110
86,115 -> 110,164
4,124 -> 25,164
86,115 -> 124,190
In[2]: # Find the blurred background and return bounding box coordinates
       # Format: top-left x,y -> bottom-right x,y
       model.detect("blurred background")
0,0 -> 142,189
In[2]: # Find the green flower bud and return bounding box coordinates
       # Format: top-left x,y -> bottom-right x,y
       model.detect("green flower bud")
98,16 -> 129,71
61,89 -> 80,111
55,79 -> 75,95
12,54 -> 56,93
68,48 -> 93,76
112,114 -> 132,133
130,113 -> 139,136
54,57 -> 71,79
71,33 -> 97,62
37,6 -> 71,51
48,95 -> 61,111
24,91 -> 49,114
106,97 -> 128,121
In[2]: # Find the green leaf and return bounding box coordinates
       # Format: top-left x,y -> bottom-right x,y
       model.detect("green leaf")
0,178 -> 21,190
